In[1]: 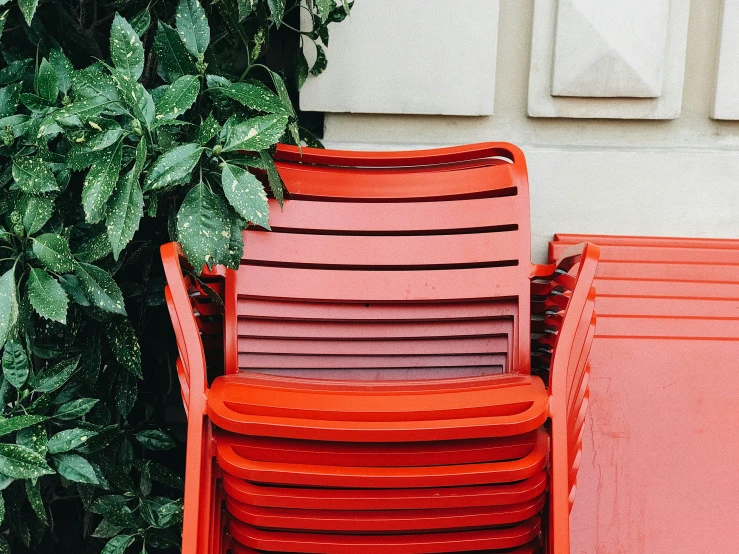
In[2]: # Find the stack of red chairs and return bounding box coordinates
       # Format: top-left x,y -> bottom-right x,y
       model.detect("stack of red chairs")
162,143 -> 599,554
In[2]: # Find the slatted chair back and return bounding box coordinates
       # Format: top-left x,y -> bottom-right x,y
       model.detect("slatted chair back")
222,142 -> 533,379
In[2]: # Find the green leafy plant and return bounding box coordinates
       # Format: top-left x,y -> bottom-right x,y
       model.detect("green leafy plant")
0,0 -> 349,551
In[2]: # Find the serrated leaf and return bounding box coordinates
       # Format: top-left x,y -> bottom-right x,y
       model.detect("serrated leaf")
259,150 -> 284,205
74,262 -> 126,315
294,48 -> 309,90
35,356 -> 80,393
22,194 -> 54,235
52,453 -> 99,484
222,113 -> 288,152
135,430 -> 176,450
269,69 -> 296,119
0,269 -> 18,351
2,340 -> 29,388
221,82 -> 287,114
17,424 -> 47,455
49,49 -> 73,94
0,82 -> 20,117
102,534 -> 134,554
52,96 -> 109,123
114,369 -> 137,417
111,14 -> 145,81
72,229 -> 112,263
131,8 -> 151,38
0,415 -> 46,437
53,398 -> 98,420
0,444 -> 53,479
32,233 -> 74,272
154,22 -> 197,83
48,428 -> 98,454
310,44 -> 327,76
37,59 -> 58,103
221,163 -> 269,228
148,462 -> 184,490
195,112 -> 220,145
109,69 -> 154,127
24,479 -> 47,525
106,319 -> 141,379
155,75 -> 199,121
18,0 -> 38,25
143,143 -> 202,191
12,157 -> 58,194
267,0 -> 285,28
82,139 -> 123,223
176,183 -> 232,270
57,274 -> 90,306
176,0 -> 210,57
315,0 -> 332,22
106,173 -> 143,261
27,268 -> 68,324
92,518 -> 125,538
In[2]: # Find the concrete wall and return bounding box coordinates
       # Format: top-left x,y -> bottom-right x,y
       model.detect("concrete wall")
300,0 -> 739,262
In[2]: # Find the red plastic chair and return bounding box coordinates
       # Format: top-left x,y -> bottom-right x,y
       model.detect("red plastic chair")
162,143 -> 599,554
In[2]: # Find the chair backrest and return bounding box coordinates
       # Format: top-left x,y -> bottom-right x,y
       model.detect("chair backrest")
223,143 -> 532,380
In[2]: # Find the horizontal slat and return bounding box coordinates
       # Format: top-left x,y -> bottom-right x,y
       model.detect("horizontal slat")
277,162 -> 517,200
250,367 -> 505,380
553,233 -> 739,250
266,195 -> 523,233
551,242 -> 739,264
592,279 -> 739,299
237,299 -> 518,321
222,471 -> 548,511
237,319 -> 512,340
596,315 -> 739,340
236,265 -> 526,302
238,354 -> 507,370
596,296 -> 739,318
596,261 -> 739,282
242,230 -> 524,267
238,336 -> 508,356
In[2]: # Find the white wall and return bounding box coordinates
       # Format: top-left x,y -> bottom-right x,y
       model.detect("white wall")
300,0 -> 739,262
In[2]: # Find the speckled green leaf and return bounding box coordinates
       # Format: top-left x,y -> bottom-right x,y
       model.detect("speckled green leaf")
32,234 -> 74,273
267,0 -> 285,28
195,112 -> 221,145
102,534 -> 134,554
143,143 -> 202,191
109,69 -> 154,127
111,14 -> 144,81
221,82 -> 287,114
176,0 -> 210,57
0,415 -> 46,437
72,229 -> 112,263
35,355 -> 80,393
314,0 -> 331,22
176,182 -> 232,270
49,49 -> 73,94
37,59 -> 58,103
52,453 -> 99,484
259,150 -> 284,205
221,163 -> 269,228
114,369 -> 137,417
131,7 -> 151,38
310,44 -> 327,76
221,113 -> 288,152
0,10 -> 9,38
2,340 -> 29,388
18,0 -> 38,25
155,75 -> 199,121
74,262 -> 126,315
57,274 -> 90,307
54,398 -> 98,420
22,194 -> 54,235
0,83 -> 20,117
68,128 -> 126,170
92,518 -> 125,539
135,430 -> 176,450
0,269 -> 18,351
13,157 -> 58,194
17,424 -> 47,454
27,268 -> 68,324
24,479 -> 47,524
0,444 -> 53,479
82,139 -> 123,223
107,139 -> 145,260
52,96 -> 109,123
106,319 -> 141,379
236,0 -> 252,20
0,493 -> 4,527
293,49 -> 309,90
48,428 -> 98,454
154,22 -> 197,83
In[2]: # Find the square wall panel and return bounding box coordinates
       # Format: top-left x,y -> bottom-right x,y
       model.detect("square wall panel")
299,0 -> 499,116
529,0 -> 690,118
713,0 -> 739,119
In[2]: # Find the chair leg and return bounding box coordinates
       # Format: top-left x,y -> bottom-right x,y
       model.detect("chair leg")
549,416 -> 570,553
182,412 -> 215,554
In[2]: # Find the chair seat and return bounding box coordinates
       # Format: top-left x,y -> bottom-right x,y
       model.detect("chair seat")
229,517 -> 541,554
229,540 -> 541,554
208,373 -> 549,441
221,471 -> 548,511
215,428 -> 548,488
224,494 -> 546,533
